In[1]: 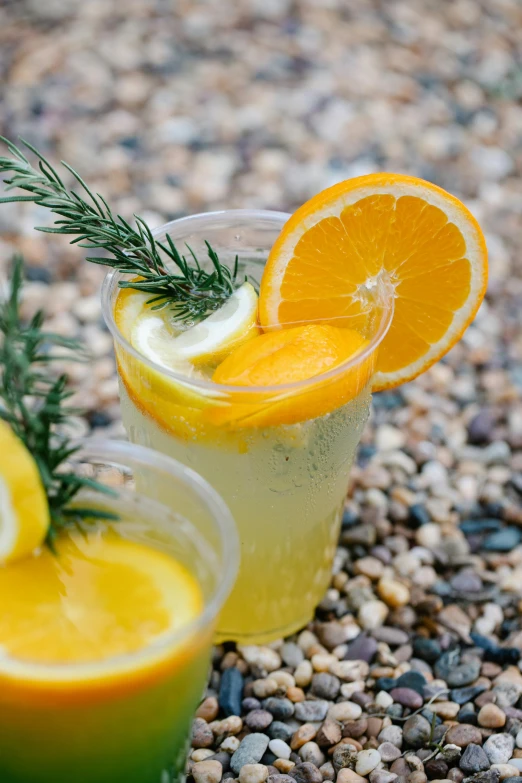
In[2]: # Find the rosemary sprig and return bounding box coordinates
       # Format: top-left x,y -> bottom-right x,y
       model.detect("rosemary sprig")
0,137 -> 243,324
0,255 -> 117,547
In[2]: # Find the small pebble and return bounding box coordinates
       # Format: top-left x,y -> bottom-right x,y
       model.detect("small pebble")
295,701 -> 329,723
289,762 -> 323,783
193,760 -> 224,783
356,749 -> 382,776
239,764 -> 269,783
479,704 -> 507,728
484,735 -> 516,765
460,744 -> 490,774
269,740 -> 292,761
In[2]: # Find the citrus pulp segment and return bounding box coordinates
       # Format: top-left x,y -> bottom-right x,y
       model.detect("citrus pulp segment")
258,174 -> 488,390
0,420 -> 50,565
0,531 -> 203,667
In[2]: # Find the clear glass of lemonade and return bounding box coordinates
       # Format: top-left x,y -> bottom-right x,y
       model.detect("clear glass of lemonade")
0,439 -> 238,783
102,211 -> 393,644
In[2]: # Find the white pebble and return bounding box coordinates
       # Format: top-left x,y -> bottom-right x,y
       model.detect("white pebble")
239,764 -> 268,783
415,523 -> 441,549
297,630 -> 318,653
239,646 -> 281,672
509,759 -> 522,772
294,660 -> 313,688
312,653 -> 337,672
356,749 -> 382,776
358,600 -> 389,630
193,760 -> 224,783
271,671 -> 295,689
375,691 -> 394,708
268,739 -> 291,760
253,678 -> 278,698
220,736 -> 240,753
328,701 -> 362,721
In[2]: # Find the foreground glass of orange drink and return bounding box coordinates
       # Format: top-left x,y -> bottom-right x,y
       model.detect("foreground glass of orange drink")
0,439 -> 238,783
102,210 -> 394,643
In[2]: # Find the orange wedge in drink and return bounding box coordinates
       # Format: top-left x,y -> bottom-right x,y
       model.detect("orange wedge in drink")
259,173 -> 488,390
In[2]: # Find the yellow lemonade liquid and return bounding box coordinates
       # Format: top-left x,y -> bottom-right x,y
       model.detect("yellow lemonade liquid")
0,513 -> 211,783
119,381 -> 371,643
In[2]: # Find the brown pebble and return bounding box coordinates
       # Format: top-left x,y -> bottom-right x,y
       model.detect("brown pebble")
445,724 -> 483,747
221,651 -> 239,669
316,720 -> 342,748
477,703 -> 506,728
447,770 -> 464,783
475,691 -> 496,708
364,737 -> 379,750
390,687 -> 423,710
366,718 -> 383,738
343,719 -> 368,739
192,718 -> 214,749
391,758 -> 411,777
197,697 -> 220,723
425,759 -> 448,780
287,687 -> 306,703
481,662 -> 502,678
409,773 -> 428,783
512,749 -> 522,759
291,724 -> 317,750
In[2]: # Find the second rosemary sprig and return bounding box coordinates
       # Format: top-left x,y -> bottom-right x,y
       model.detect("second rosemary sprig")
0,137 -> 244,324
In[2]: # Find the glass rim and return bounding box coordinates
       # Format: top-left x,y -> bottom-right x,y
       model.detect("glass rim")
1,438 -> 239,681
101,209 -> 395,398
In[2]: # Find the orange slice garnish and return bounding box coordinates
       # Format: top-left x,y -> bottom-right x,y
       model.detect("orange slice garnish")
259,174 -> 488,390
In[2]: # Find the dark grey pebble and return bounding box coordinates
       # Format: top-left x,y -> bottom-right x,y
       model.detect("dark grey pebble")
468,410 -> 496,444
243,697 -> 262,712
375,677 -> 397,692
413,637 -> 441,663
219,667 -> 244,717
208,752 -> 231,773
463,771 -> 500,783
262,751 -> 278,766
511,474 -> 522,495
289,763 -> 323,783
459,744 -> 490,774
245,709 -> 273,731
341,523 -> 376,547
263,697 -> 295,720
268,721 -> 294,743
344,633 -> 378,663
395,670 -> 427,694
311,672 -> 340,700
435,650 -> 481,687
409,503 -> 431,527
372,626 -> 410,646
268,776 -> 296,783
386,704 -> 404,719
483,527 -> 522,551
231,734 -> 270,774
294,701 -> 329,722
451,571 -> 484,592
458,702 -> 478,725
451,684 -> 488,705
403,714 -> 432,748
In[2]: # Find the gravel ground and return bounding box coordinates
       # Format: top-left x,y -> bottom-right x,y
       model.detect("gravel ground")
1,2 -> 522,783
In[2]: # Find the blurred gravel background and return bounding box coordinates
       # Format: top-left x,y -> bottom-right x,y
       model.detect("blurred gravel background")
2,6 -> 522,774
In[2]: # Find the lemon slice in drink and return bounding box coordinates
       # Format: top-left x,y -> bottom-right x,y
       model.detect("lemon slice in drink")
130,281 -> 260,369
0,420 -> 50,564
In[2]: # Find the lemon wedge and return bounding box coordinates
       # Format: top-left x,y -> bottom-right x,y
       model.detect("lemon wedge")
130,281 -> 260,369
0,420 -> 50,564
